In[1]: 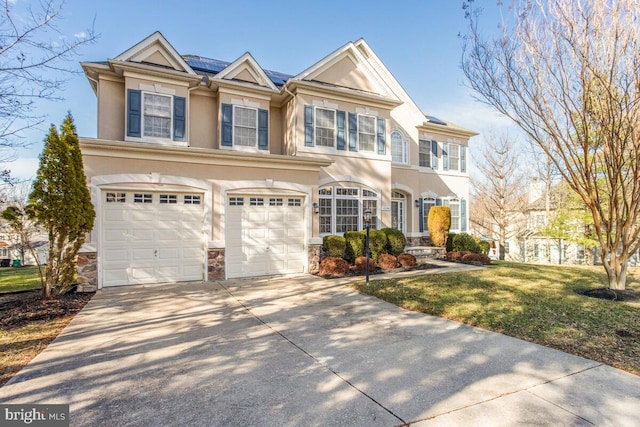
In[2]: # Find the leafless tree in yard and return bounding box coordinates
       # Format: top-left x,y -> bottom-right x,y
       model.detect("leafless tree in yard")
471,129 -> 527,260
0,0 -> 96,166
462,0 -> 640,289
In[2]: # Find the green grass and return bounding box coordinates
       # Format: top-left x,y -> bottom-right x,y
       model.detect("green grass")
351,262 -> 640,375
0,266 -> 43,293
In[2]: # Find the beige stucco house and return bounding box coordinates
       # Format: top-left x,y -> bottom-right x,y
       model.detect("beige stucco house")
77,32 -> 476,290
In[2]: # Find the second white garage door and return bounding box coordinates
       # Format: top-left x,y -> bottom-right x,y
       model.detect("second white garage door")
101,191 -> 205,287
226,195 -> 306,278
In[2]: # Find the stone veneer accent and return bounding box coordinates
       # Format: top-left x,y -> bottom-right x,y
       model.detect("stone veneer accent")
208,248 -> 225,280
406,236 -> 434,247
308,244 -> 323,275
76,251 -> 98,292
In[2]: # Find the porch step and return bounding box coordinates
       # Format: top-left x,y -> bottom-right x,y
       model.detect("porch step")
404,246 -> 446,263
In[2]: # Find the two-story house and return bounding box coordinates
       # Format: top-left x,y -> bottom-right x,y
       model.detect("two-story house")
77,32 -> 476,290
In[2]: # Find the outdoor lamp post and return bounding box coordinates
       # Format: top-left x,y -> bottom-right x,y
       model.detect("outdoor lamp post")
364,208 -> 372,285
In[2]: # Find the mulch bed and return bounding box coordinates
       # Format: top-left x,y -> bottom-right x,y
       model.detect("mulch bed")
0,290 -> 94,330
578,288 -> 640,303
324,262 -> 443,279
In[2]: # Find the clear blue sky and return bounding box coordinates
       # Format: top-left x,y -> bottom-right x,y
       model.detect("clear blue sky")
12,0 -> 509,179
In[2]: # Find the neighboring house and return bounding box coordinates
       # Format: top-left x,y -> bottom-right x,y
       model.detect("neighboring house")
0,231 -> 48,266
77,32 -> 476,290
502,182 -> 595,265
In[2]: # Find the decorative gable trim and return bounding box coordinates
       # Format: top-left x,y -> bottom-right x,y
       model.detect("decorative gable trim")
214,52 -> 278,91
114,31 -> 197,76
291,41 -> 399,101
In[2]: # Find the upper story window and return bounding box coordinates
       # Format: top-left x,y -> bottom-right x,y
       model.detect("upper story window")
419,138 -> 438,169
391,131 -> 408,164
221,103 -> 269,151
127,89 -> 185,143
358,115 -> 376,152
315,108 -> 336,147
304,105 -> 385,155
443,142 -> 467,172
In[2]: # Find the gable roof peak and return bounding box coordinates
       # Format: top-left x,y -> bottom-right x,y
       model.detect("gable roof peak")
113,31 -> 196,75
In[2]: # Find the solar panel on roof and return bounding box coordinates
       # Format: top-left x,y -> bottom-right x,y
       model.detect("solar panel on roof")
426,115 -> 447,126
184,55 -> 292,86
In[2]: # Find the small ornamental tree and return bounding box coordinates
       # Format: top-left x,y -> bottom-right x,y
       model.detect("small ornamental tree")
28,113 -> 95,297
428,206 -> 450,247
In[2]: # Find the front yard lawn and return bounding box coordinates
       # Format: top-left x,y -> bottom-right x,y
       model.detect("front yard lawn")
0,266 -> 43,293
352,262 -> 640,375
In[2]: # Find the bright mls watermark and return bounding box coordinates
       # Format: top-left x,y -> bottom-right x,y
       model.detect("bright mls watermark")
1,404 -> 69,426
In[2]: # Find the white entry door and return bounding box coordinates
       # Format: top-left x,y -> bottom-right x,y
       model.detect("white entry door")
101,191 -> 204,287
226,195 -> 306,278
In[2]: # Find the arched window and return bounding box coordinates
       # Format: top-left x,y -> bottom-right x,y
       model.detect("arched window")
391,130 -> 408,164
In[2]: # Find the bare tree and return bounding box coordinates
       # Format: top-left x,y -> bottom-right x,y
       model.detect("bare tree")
471,129 -> 526,260
462,0 -> 640,290
0,0 -> 96,165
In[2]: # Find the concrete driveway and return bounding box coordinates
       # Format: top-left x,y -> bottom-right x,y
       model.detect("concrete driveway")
1,272 -> 639,426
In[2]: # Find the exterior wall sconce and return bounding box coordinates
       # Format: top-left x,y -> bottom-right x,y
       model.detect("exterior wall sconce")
415,199 -> 420,207
312,202 -> 319,214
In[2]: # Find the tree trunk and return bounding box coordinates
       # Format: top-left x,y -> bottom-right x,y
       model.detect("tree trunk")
602,250 -> 628,290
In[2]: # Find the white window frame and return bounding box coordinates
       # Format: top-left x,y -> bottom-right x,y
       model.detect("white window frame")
419,139 -> 433,168
391,191 -> 406,232
142,92 -> 173,140
233,105 -> 259,148
319,185 -> 380,236
448,143 -> 461,171
423,197 -> 436,234
449,198 -> 461,231
315,107 -> 336,148
358,114 -> 376,152
391,131 -> 408,164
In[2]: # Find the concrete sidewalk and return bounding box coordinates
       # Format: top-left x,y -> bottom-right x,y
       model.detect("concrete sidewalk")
1,270 -> 639,426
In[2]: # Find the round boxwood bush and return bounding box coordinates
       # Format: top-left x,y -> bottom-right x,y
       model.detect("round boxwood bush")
323,235 -> 346,258
319,257 -> 350,278
452,233 -> 480,253
344,231 -> 365,262
382,228 -> 406,256
362,228 -> 387,262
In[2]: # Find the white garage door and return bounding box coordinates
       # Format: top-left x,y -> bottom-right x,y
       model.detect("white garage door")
101,191 -> 204,287
226,195 -> 306,278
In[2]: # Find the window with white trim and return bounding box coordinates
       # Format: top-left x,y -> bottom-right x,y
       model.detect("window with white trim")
319,186 -> 379,235
134,193 -> 153,204
184,195 -> 201,205
449,199 -> 461,230
229,197 -> 244,206
269,198 -> 283,206
159,194 -> 178,204
449,144 -> 460,171
358,115 -> 376,152
419,139 -> 432,168
143,93 -> 172,139
391,131 -> 407,164
315,108 -> 336,147
422,197 -> 436,233
250,197 -> 264,206
234,106 -> 258,147
288,198 -> 302,207
391,191 -> 406,232
106,192 -> 126,203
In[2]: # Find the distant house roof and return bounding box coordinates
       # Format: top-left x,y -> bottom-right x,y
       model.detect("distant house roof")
183,55 -> 293,87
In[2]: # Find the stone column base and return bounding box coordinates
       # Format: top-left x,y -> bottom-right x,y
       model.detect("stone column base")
308,244 -> 322,275
76,251 -> 98,292
208,248 -> 225,280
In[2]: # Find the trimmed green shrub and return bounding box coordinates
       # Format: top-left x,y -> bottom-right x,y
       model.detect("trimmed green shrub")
398,253 -> 417,267
477,240 -> 491,255
382,228 -> 406,256
452,233 -> 480,253
344,231 -> 365,262
362,229 -> 387,262
354,256 -> 375,273
378,253 -> 398,270
323,235 -> 346,258
319,257 -> 350,278
428,206 -> 450,247
446,233 -> 456,252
